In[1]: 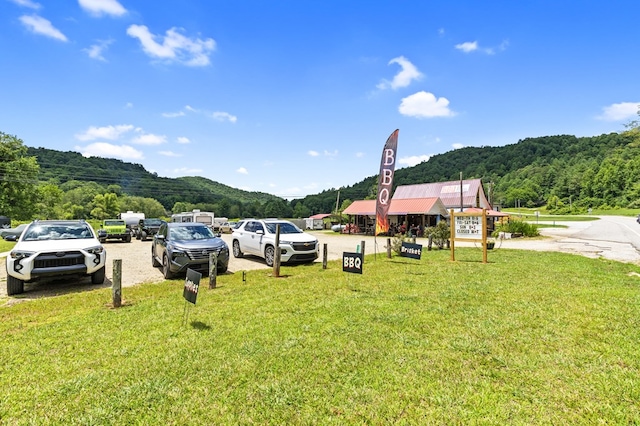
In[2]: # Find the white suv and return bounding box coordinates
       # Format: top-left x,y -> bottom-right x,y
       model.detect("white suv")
231,219 -> 318,267
5,220 -> 107,295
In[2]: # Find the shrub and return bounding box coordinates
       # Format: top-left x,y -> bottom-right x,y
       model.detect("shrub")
493,218 -> 540,237
425,220 -> 450,249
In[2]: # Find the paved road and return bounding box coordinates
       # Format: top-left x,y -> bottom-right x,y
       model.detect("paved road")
506,216 -> 640,264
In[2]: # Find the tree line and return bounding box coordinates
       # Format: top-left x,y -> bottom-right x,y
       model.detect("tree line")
2,115 -> 640,222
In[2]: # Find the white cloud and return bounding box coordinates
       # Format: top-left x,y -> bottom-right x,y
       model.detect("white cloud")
177,136 -> 190,144
308,150 -> 319,157
455,41 -> 478,53
173,167 -> 203,175
597,102 -> 640,121
452,143 -> 465,149
236,167 -> 249,175
162,111 -> 185,118
78,0 -> 127,17
131,133 -> 167,145
76,142 -> 143,160
355,152 -> 365,158
159,151 -> 181,157
75,124 -> 135,141
399,91 -> 455,118
455,40 -> 508,55
10,0 -> 41,10
377,56 -> 423,90
212,111 -> 237,123
324,150 -> 338,157
19,15 -> 67,41
126,25 -> 216,67
398,154 -> 431,167
124,102 -> 133,109
83,39 -> 113,61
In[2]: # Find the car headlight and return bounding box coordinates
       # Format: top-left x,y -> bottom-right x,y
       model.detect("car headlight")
10,250 -> 35,260
87,246 -> 104,255
169,244 -> 187,256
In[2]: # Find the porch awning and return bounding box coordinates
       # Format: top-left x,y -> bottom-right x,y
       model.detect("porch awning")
342,198 -> 449,217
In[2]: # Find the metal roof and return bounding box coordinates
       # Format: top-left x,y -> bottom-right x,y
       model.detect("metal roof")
342,198 -> 449,216
392,178 -> 491,209
308,213 -> 332,220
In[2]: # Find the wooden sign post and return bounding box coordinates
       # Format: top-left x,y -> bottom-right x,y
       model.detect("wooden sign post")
450,208 -> 488,263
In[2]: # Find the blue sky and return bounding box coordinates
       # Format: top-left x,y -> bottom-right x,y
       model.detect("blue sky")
2,0 -> 639,199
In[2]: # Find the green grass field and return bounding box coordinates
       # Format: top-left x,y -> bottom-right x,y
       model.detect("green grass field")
1,248 -> 639,424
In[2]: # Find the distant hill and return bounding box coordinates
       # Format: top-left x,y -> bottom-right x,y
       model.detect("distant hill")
27,130 -> 640,216
295,132 -> 639,213
27,147 -> 283,209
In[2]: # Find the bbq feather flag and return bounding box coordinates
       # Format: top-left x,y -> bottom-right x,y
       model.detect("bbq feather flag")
375,129 -> 399,236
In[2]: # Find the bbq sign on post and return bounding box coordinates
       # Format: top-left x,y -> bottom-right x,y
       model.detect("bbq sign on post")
400,241 -> 422,260
183,268 -> 202,305
343,252 -> 363,274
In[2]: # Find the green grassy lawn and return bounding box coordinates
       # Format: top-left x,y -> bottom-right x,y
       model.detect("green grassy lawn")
0,239 -> 15,253
1,249 -> 640,424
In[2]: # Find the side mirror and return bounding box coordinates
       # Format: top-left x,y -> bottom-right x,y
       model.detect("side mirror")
155,234 -> 165,240
4,235 -> 17,241
256,230 -> 265,235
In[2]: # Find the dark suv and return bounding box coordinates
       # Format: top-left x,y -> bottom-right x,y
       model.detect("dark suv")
151,222 -> 229,279
136,218 -> 164,241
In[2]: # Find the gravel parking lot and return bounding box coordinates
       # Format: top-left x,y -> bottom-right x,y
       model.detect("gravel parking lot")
3,220 -> 638,301
0,231 -> 389,300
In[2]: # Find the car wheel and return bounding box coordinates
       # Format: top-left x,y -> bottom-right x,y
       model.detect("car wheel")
151,247 -> 161,267
7,274 -> 24,295
217,263 -> 228,273
264,245 -> 275,267
162,254 -> 175,279
125,233 -> 132,243
232,240 -> 243,258
136,232 -> 141,240
91,266 -> 106,284
141,231 -> 147,241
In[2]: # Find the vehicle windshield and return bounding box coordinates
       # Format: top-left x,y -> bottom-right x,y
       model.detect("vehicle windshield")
23,224 -> 94,241
265,222 -> 302,234
169,225 -> 215,240
145,219 -> 163,226
104,220 -> 125,226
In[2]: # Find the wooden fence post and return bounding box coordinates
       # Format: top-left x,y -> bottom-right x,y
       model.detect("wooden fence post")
386,238 -> 391,258
273,224 -> 281,277
112,259 -> 122,308
323,243 -> 328,269
209,252 -> 218,289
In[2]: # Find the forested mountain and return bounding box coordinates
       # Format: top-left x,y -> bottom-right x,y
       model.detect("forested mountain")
295,131 -> 640,214
27,147 -> 282,209
5,128 -> 638,221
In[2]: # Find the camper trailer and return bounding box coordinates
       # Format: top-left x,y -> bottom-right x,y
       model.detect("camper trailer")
119,211 -> 145,234
171,209 -> 215,227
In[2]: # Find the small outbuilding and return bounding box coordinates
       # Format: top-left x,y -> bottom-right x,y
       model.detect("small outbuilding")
306,213 -> 331,230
